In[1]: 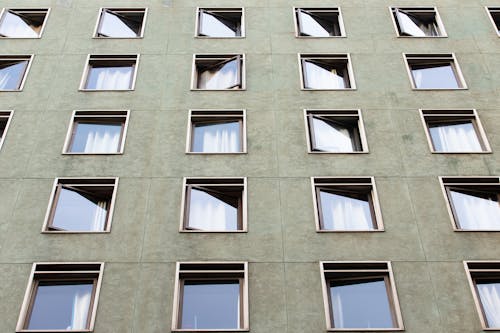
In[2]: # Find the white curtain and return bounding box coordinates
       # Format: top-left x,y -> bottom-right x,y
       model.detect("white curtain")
450,190 -> 500,230
198,59 -> 238,89
477,283 -> 500,327
411,65 -> 458,89
321,191 -> 373,230
91,201 -> 107,231
99,11 -> 137,37
312,117 -> 353,152
83,129 -> 120,153
429,123 -> 482,152
68,289 -> 91,329
93,66 -> 133,90
201,124 -> 239,153
396,10 -> 438,37
0,11 -> 39,37
188,189 -> 234,230
200,12 -> 236,37
0,61 -> 26,90
304,61 -> 345,89
332,290 -> 345,328
298,10 -> 330,37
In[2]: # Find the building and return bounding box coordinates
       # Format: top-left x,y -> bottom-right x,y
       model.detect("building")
0,1 -> 499,332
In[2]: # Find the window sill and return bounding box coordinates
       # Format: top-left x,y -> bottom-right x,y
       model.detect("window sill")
317,229 -> 384,233
190,88 -> 246,91
327,328 -> 404,332
180,230 -> 248,233
42,230 -> 111,234
62,152 -> 124,155
454,229 -> 500,232
301,88 -> 356,91
195,36 -> 246,39
430,151 -> 492,154
308,151 -> 369,154
93,36 -> 144,39
172,329 -> 249,332
0,36 -> 42,39
186,152 -> 247,155
411,87 -> 468,91
296,35 -> 346,38
79,89 -> 135,92
396,35 -> 447,38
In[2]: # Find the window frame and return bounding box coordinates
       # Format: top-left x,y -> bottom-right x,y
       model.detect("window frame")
93,7 -> 148,39
0,8 -> 51,39
186,109 -> 246,154
62,110 -> 130,155
419,109 -> 491,154
311,177 -> 384,232
195,7 -> 245,38
293,7 -> 346,38
0,54 -> 34,91
403,53 -> 467,90
79,54 -> 140,91
439,176 -> 500,232
304,109 -> 368,154
0,110 -> 13,151
42,177 -> 119,233
320,261 -> 404,331
16,262 -> 104,333
172,262 -> 249,332
389,6 -> 447,38
298,53 -> 356,90
180,177 -> 247,233
191,54 -> 246,91
486,7 -> 500,37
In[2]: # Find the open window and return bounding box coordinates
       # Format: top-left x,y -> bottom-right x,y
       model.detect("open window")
391,7 -> 446,37
181,178 -> 246,232
0,110 -> 13,151
300,54 -> 355,90
440,177 -> 500,231
192,54 -> 244,90
172,262 -> 249,331
196,8 -> 244,38
16,263 -> 104,332
320,262 -> 404,331
0,8 -> 50,38
404,53 -> 466,89
486,7 -> 500,37
95,8 -> 146,38
187,110 -> 246,154
312,177 -> 383,232
63,110 -> 129,154
294,7 -> 345,37
0,55 -> 33,91
43,178 -> 118,233
305,110 -> 367,153
80,54 -> 139,91
420,110 -> 490,153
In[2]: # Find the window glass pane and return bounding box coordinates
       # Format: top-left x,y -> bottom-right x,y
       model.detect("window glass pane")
450,189 -> 500,230
429,121 -> 482,152
330,278 -> 394,328
28,282 -> 93,330
188,188 -> 238,231
0,60 -> 28,90
477,280 -> 500,327
181,280 -> 240,329
319,190 -> 374,230
198,59 -> 239,89
298,10 -> 332,37
0,118 -> 7,138
0,11 -> 41,37
70,122 -> 122,153
192,121 -> 240,153
52,187 -> 108,231
396,10 -> 438,37
311,117 -> 354,152
411,63 -> 459,89
303,60 -> 347,89
200,12 -> 239,37
98,11 -> 138,37
86,65 -> 133,90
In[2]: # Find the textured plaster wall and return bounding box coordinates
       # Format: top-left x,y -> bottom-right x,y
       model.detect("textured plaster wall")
0,0 -> 499,332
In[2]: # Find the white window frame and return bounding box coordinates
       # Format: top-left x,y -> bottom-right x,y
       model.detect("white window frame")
0,54 -> 34,91
0,8 -> 51,39
486,7 -> 500,37
79,54 -> 140,91
403,53 -> 467,90
93,7 -> 148,39
62,110 -> 130,155
419,109 -> 491,154
293,7 -> 346,38
389,6 -> 447,38
191,54 -> 246,91
298,53 -> 356,90
195,7 -> 245,38
0,110 -> 13,151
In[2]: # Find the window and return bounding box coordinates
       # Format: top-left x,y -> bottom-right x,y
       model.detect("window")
94,8 -> 147,38
404,53 -> 466,89
16,262 -> 104,332
299,54 -> 355,90
390,7 -> 446,37
80,54 -> 139,91
196,8 -> 244,38
294,7 -> 345,37
420,110 -> 490,153
172,262 -> 249,331
440,177 -> 500,231
192,54 -> 244,90
305,110 -> 368,153
43,178 -> 118,233
0,55 -> 33,91
320,262 -> 404,331
187,110 -> 246,154
63,110 -> 129,154
181,178 -> 246,232
312,177 -> 383,231
0,8 -> 50,38
486,7 -> 500,37
465,261 -> 500,330
0,110 -> 13,151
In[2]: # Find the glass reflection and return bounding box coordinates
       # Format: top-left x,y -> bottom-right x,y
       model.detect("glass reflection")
187,188 -> 238,231
70,122 -> 122,153
0,60 -> 28,90
450,189 -> 500,230
192,121 -> 240,153
319,190 -> 374,230
429,121 -> 482,152
85,65 -> 133,90
411,63 -> 459,89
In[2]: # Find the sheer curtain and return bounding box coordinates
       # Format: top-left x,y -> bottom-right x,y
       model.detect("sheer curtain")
99,11 -> 137,37
201,123 -> 239,152
320,191 -> 373,230
450,190 -> 500,229
396,10 -> 438,37
83,129 -> 120,153
0,11 -> 39,37
68,289 -> 91,330
198,59 -> 238,89
200,12 -> 236,37
312,117 -> 353,152
188,189 -> 235,230
91,201 -> 107,231
477,283 -> 500,327
0,61 -> 27,90
430,123 -> 482,152
298,10 -> 330,37
304,61 -> 345,89
91,66 -> 133,90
